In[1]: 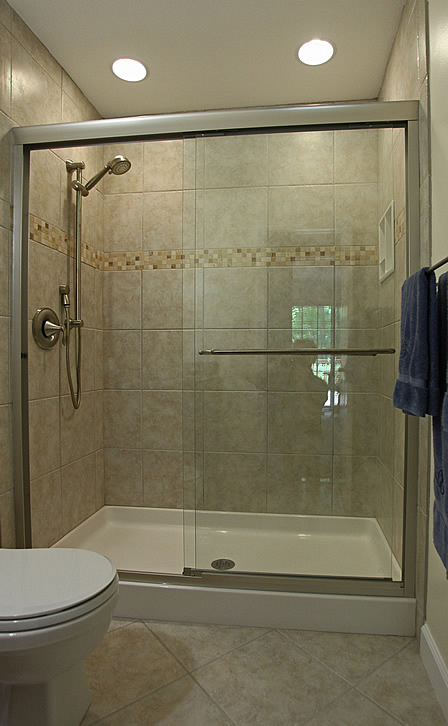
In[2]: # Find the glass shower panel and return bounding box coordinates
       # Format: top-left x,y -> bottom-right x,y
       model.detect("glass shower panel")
191,126 -> 403,581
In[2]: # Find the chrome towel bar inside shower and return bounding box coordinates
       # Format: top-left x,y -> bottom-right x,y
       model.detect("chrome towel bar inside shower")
198,348 -> 395,357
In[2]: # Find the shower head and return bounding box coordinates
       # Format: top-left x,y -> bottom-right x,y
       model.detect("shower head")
71,154 -> 132,196
108,155 -> 132,176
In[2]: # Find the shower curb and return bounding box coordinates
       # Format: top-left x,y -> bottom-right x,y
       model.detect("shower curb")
115,581 -> 416,636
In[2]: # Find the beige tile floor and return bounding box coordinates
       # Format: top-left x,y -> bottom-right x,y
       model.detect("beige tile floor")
81,618 -> 447,725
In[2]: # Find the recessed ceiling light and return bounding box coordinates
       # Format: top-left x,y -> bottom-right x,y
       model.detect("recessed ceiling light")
112,58 -> 147,82
298,39 -> 335,66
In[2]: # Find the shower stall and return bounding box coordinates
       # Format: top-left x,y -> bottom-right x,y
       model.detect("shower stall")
12,101 -> 420,633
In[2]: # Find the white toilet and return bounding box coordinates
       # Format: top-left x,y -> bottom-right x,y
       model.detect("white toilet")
0,548 -> 119,726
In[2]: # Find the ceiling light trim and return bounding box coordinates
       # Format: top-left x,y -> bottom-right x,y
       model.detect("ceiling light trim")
297,39 -> 335,66
112,58 -> 148,82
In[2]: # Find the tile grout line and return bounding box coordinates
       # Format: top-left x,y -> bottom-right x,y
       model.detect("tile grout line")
97,619 -> 241,725
143,619 -> 275,675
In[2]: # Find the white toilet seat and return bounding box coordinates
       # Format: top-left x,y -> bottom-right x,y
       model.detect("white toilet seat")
0,548 -> 118,633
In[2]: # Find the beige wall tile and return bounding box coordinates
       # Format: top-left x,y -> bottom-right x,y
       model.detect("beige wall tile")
95,329 -> 104,391
29,150 -> 62,228
0,227 -> 8,317
61,453 -> 97,533
142,269 -> 183,329
376,460 -> 393,546
142,390 -> 183,450
268,266 -> 334,329
103,330 -> 141,390
0,198 -> 9,230
267,454 -> 332,515
203,187 -> 268,249
204,267 -> 267,329
78,263 -> 95,329
269,185 -> 334,247
143,450 -> 183,508
269,131 -> 333,186
268,392 -> 331,455
334,328 -> 380,394
0,0 -> 11,29
334,129 -> 378,184
11,38 -> 61,126
27,320 -> 59,400
27,240 -> 67,319
204,453 -> 267,512
267,330 -> 330,394
335,183 -> 378,246
379,324 -> 395,397
11,10 -> 61,85
0,404 -> 11,495
380,271 -> 395,328
29,396 -> 60,479
77,326 -> 96,393
60,391 -> 98,466
393,129 -> 406,219
392,477 -> 404,566
205,134 -> 268,188
143,191 -> 183,250
201,329 -> 267,391
80,185 -> 100,249
104,193 -> 143,252
95,450 -> 105,510
142,330 -> 183,390
394,404 -> 406,486
30,469 -> 63,547
204,391 -> 267,453
335,266 -> 379,329
103,271 -> 141,330
143,139 -> 183,191
0,116 -> 12,197
61,72 -> 100,122
333,393 -> 378,456
378,128 -> 394,216
103,390 -> 142,448
378,393 -> 394,473
0,489 -> 15,547
104,448 -> 143,506
0,22 -> 11,117
332,456 -> 378,517
0,316 -> 8,404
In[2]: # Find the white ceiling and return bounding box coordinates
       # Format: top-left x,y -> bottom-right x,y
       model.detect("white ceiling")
9,0 -> 406,119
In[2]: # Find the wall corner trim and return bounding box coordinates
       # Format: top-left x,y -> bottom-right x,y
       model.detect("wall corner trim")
420,623 -> 448,720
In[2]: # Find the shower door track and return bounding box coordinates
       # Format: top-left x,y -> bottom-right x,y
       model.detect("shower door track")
11,100 -> 420,603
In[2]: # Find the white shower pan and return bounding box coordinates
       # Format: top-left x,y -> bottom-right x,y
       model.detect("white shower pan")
54,506 -> 401,581
52,506 -> 415,637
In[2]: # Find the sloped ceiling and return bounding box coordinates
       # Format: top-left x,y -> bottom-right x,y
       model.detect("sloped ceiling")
8,0 -> 406,118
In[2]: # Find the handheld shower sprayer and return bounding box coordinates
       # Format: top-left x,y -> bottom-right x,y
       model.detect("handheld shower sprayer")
71,155 -> 131,196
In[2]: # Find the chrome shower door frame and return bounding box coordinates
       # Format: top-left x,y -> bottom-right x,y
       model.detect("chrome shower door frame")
12,100 -> 420,601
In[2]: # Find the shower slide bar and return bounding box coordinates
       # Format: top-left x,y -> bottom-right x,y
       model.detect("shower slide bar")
198,348 -> 395,357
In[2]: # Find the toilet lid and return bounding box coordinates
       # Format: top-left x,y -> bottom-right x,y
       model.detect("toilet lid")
0,548 -> 117,619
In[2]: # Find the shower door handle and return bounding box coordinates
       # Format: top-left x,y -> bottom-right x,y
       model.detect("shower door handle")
198,348 -> 395,357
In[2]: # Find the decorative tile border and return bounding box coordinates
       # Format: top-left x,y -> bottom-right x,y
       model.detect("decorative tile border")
29,215 -> 103,270
30,215 -> 378,270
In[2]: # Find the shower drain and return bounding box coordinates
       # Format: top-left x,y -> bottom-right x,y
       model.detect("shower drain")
211,558 -> 235,571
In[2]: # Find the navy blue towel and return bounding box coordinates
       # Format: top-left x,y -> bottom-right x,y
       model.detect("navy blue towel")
393,268 -> 440,417
433,272 -> 448,576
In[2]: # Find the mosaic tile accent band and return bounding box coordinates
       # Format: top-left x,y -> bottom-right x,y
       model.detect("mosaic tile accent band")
30,215 -> 379,270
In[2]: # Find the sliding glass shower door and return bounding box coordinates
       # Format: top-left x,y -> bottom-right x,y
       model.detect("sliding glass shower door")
188,125 -> 405,582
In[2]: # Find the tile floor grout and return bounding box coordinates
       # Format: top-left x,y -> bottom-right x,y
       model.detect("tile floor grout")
82,618 -> 447,725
